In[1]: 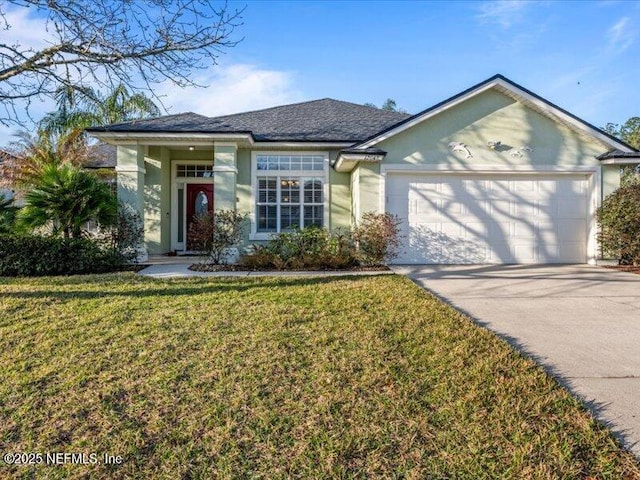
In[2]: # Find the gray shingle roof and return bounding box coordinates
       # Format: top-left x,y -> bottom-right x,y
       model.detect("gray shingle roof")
86,99 -> 411,142
597,149 -> 640,160
84,143 -> 117,168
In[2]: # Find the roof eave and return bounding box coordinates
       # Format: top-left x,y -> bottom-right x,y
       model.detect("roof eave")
333,149 -> 387,173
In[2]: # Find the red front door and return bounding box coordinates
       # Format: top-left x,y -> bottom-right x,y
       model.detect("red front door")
186,184 -> 214,250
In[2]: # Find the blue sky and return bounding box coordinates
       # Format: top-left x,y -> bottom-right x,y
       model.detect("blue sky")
1,0 -> 639,144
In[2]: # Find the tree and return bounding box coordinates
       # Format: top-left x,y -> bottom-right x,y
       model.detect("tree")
18,163 -> 117,238
364,98 -> 407,113
0,132 -> 87,188
603,117 -> 640,150
0,0 -> 243,123
597,179 -> 640,265
38,84 -> 160,144
0,192 -> 17,233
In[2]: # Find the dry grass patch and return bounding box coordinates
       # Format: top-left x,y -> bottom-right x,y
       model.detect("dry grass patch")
0,273 -> 638,478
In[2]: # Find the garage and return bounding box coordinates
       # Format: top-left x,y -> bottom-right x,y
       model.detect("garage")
386,173 -> 592,264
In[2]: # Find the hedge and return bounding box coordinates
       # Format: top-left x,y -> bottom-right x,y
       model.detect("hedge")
0,234 -> 125,276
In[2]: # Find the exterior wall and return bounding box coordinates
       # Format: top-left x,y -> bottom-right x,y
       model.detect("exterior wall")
143,146 -> 171,254
129,145 -> 352,254
242,148 -> 350,245
350,166 -> 360,224
378,89 -> 604,168
236,148 -> 252,245
602,164 -> 621,198
329,149 -> 351,231
353,89 -> 610,216
351,162 -> 382,223
213,144 -> 237,211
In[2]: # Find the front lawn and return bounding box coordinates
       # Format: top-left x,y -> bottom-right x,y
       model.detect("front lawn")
0,274 -> 638,478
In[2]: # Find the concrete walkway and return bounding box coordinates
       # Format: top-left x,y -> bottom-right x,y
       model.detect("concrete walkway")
393,264 -> 640,456
138,261 -> 392,279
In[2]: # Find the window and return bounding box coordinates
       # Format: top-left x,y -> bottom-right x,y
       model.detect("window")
176,164 -> 213,178
255,154 -> 326,234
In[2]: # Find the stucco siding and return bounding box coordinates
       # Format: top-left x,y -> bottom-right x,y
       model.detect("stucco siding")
377,89 -> 605,169
353,162 -> 382,218
329,168 -> 351,230
602,164 -> 621,198
236,148 -> 252,245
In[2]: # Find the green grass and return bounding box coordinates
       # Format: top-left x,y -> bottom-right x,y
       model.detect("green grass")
0,273 -> 638,479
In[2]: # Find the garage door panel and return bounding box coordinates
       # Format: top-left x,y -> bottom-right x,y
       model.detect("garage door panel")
558,219 -> 587,242
513,243 -> 536,262
558,199 -> 587,218
404,223 -> 487,264
388,173 -> 589,264
513,220 -> 537,239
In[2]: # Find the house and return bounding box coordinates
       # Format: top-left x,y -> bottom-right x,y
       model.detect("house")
87,74 -> 640,264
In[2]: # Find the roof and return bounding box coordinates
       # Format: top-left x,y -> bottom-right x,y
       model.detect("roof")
597,149 -> 640,160
86,99 -> 411,143
84,143 -> 117,169
86,74 -> 637,157
352,74 -> 638,153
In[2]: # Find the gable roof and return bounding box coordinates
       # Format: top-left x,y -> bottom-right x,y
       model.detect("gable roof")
351,74 -> 638,153
86,99 -> 411,143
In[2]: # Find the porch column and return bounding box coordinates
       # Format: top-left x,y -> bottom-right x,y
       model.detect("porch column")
213,143 -> 238,211
116,144 -> 148,261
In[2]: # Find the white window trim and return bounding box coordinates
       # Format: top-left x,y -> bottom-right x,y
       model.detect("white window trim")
171,159 -> 215,252
250,151 -> 330,241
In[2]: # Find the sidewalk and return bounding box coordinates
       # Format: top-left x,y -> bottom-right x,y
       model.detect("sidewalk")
138,261 -> 393,279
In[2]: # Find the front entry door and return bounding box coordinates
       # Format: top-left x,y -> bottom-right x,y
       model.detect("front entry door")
186,184 -> 214,251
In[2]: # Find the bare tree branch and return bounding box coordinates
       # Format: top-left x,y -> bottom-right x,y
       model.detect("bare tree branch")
0,0 -> 244,125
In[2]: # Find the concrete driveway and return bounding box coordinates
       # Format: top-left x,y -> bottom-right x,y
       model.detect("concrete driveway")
393,264 -> 640,456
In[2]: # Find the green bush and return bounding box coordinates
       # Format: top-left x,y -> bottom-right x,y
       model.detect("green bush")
95,202 -> 145,263
188,209 -> 247,264
597,180 -> 640,265
241,227 -> 358,270
0,193 -> 17,234
0,234 -> 124,276
352,212 -> 402,266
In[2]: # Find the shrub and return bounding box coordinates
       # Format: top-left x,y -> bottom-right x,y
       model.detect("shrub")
597,180 -> 640,265
18,163 -> 117,238
0,193 -> 17,234
241,227 -> 358,270
188,209 -> 247,264
352,212 -> 402,266
97,202 -> 144,263
0,234 -> 124,276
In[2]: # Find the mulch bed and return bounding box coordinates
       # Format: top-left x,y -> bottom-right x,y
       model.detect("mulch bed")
603,265 -> 640,275
189,263 -> 390,273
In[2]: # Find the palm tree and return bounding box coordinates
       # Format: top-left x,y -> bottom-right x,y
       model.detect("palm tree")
19,163 -> 117,239
6,132 -> 89,188
0,192 -> 17,234
38,84 -> 160,145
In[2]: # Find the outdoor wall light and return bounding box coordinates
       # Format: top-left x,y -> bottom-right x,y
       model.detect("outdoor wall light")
188,145 -> 195,151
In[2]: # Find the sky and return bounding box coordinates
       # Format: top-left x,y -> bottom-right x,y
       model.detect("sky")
1,0 -> 639,145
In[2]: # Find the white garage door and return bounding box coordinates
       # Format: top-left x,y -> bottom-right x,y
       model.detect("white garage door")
386,173 -> 590,264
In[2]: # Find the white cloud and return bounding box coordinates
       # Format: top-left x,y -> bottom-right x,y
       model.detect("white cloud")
2,5 -> 51,50
606,17 -> 636,53
476,0 -> 531,29
154,64 -> 305,116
